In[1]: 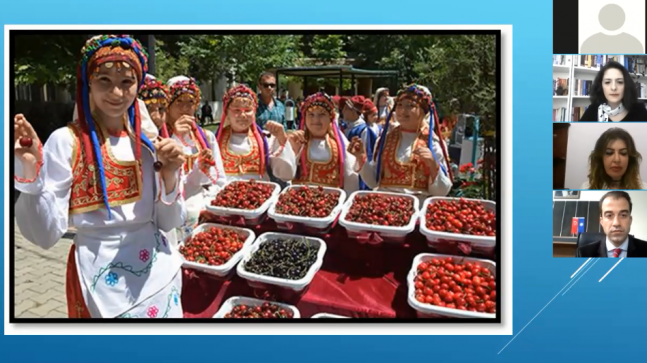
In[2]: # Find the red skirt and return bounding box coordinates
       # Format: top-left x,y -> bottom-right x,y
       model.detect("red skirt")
65,244 -> 91,318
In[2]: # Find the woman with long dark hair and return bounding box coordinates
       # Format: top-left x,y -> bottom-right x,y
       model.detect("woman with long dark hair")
580,61 -> 647,121
582,127 -> 647,189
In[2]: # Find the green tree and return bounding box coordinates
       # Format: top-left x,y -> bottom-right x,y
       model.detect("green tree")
154,39 -> 190,81
412,35 -> 496,129
310,35 -> 347,63
14,34 -> 88,90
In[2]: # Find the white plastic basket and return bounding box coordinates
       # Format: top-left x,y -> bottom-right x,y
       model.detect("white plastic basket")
268,185 -> 346,231
205,180 -> 281,223
311,313 -> 349,319
419,197 -> 496,256
179,223 -> 256,277
407,253 -> 496,319
339,191 -> 420,243
213,296 -> 300,318
236,232 -> 327,292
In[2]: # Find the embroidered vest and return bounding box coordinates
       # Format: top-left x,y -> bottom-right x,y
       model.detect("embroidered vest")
219,127 -> 262,176
293,136 -> 341,188
68,121 -> 144,215
379,127 -> 430,191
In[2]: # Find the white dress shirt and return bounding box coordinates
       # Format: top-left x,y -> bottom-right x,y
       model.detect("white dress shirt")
606,237 -> 629,258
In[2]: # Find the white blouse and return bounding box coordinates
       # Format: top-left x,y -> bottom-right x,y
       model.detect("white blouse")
14,126 -> 186,317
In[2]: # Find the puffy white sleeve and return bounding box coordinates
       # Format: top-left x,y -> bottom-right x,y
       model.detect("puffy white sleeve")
356,135 -> 380,189
14,127 -> 74,250
268,135 -> 297,182
207,130 -> 227,190
427,137 -> 452,196
154,166 -> 186,233
343,149 -> 360,194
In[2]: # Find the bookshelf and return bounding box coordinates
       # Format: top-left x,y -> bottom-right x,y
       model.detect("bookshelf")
552,55 -> 647,121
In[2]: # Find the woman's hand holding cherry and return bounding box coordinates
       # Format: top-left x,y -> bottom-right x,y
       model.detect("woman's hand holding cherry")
14,114 -> 43,180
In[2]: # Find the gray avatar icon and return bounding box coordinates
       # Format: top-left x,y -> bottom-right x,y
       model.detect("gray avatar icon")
580,4 -> 644,53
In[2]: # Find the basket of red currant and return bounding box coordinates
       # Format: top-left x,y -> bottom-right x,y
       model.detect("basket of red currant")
408,253 -> 496,318
178,223 -> 255,278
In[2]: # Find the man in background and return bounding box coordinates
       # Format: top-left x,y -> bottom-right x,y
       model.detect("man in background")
576,191 -> 647,257
256,71 -> 292,130
201,101 -> 213,126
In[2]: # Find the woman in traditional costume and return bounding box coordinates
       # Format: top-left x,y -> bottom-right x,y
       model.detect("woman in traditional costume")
362,98 -> 383,137
165,76 -> 226,242
350,84 -> 453,199
339,95 -> 378,190
214,84 -> 296,182
139,74 -> 171,136
373,87 -> 393,127
14,35 -> 187,318
288,92 -> 360,194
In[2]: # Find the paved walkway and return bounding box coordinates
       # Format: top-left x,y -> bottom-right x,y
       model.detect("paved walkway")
14,222 -> 72,318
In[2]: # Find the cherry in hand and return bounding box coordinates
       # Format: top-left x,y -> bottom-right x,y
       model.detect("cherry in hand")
19,137 -> 33,148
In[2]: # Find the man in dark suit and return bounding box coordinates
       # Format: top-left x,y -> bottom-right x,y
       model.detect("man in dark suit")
577,191 -> 647,257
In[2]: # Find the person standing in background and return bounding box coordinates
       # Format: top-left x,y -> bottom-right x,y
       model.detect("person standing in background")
256,72 -> 291,130
201,101 -> 213,126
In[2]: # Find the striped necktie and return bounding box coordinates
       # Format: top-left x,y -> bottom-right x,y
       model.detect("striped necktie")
613,248 -> 622,258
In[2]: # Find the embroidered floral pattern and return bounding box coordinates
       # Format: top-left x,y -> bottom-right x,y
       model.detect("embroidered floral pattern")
105,272 -> 119,286
90,232 -> 162,291
139,249 -> 150,262
147,306 -> 159,318
115,284 -> 180,319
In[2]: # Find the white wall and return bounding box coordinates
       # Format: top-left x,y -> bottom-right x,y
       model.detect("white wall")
564,123 -> 647,189
554,190 -> 647,240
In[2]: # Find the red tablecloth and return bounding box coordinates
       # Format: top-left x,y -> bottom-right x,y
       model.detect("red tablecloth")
181,212 -> 431,318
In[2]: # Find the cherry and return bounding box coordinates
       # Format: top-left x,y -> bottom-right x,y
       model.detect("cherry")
19,137 -> 33,148
153,161 -> 163,172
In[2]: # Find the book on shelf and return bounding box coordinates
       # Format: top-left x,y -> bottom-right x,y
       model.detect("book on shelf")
553,107 -> 568,121
553,55 -> 571,66
637,82 -> 647,99
574,79 -> 593,96
572,106 -> 587,121
574,55 -> 619,69
553,78 -> 569,96
625,56 -> 646,75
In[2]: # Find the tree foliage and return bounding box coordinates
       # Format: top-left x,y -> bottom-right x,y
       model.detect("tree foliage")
13,34 -> 87,91
14,33 -> 497,127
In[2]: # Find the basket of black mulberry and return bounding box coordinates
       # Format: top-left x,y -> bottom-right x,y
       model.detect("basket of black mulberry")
236,232 -> 327,292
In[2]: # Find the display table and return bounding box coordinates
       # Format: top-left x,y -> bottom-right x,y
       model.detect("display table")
180,211 -> 436,318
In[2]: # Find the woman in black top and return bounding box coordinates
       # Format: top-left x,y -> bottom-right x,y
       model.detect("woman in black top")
580,61 -> 647,121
